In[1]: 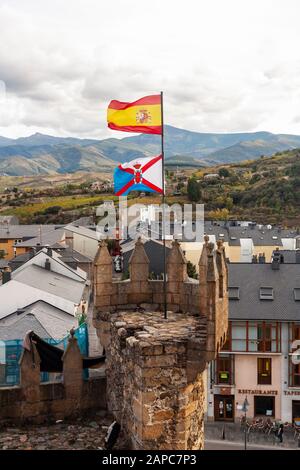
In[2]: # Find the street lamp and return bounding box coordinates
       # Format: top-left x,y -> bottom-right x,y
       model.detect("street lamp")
242,396 -> 249,450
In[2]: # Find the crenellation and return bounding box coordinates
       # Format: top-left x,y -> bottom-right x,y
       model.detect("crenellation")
92,238 -> 228,450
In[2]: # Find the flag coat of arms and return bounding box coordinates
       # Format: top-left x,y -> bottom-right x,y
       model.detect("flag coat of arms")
107,95 -> 162,135
114,155 -> 163,196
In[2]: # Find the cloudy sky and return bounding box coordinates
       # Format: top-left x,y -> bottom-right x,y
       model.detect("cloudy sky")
1,0 -> 300,139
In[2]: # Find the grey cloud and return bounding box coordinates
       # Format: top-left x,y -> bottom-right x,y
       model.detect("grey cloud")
1,0 -> 300,137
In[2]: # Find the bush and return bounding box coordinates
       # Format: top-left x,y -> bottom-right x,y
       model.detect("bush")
43,205 -> 62,214
187,261 -> 198,279
187,178 -> 201,202
218,168 -> 231,178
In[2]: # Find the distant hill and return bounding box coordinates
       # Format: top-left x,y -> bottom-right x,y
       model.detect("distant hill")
188,148 -> 300,225
1,126 -> 300,176
165,154 -> 205,167
208,134 -> 300,163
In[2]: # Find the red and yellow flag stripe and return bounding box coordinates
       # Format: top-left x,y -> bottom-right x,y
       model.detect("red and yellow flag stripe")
107,95 -> 162,135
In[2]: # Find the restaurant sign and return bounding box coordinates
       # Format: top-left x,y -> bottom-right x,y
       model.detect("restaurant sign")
238,389 -> 278,395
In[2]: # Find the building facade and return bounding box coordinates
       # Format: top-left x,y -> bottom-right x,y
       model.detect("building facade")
207,258 -> 300,424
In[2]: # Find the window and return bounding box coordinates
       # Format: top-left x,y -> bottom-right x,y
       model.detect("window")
290,364 -> 300,387
289,323 -> 300,387
231,322 -> 247,351
294,289 -> 300,301
0,239 -> 8,243
224,321 -> 281,353
215,354 -> 234,385
260,287 -> 274,300
228,287 -> 239,300
258,358 -> 272,385
289,323 -> 300,342
254,396 -> 275,417
257,323 -> 272,352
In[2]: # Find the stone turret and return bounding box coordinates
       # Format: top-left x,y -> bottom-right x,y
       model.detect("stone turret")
129,237 -> 149,282
93,238 -> 228,450
167,239 -> 188,283
94,240 -> 113,310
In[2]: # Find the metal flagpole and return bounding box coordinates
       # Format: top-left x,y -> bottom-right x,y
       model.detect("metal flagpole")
160,91 -> 167,319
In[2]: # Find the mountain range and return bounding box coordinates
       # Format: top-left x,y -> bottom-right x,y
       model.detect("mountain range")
1,125 -> 300,176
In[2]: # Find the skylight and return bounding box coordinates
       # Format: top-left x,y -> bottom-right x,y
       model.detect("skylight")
294,288 -> 300,301
228,287 -> 240,300
260,287 -> 274,300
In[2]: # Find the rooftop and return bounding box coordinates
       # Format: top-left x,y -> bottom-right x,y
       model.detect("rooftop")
0,225 -> 61,240
14,228 -> 65,248
13,264 -> 86,304
228,262 -> 300,321
0,300 -> 77,341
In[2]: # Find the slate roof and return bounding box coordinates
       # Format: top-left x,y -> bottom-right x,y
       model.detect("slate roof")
64,224 -> 98,240
14,228 -> 65,247
228,263 -> 300,321
13,264 -> 85,303
131,220 -> 298,245
0,313 -> 51,341
0,225 -> 60,240
0,300 -> 76,341
9,247 -> 92,271
271,249 -> 300,264
122,238 -> 171,276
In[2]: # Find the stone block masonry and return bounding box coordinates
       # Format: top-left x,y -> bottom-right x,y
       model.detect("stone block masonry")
94,236 -> 228,450
0,335 -> 106,424
107,311 -> 207,450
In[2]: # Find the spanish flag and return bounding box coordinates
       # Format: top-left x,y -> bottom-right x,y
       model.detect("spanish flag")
107,95 -> 162,135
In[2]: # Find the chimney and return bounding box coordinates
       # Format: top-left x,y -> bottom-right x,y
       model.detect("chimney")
258,253 -> 266,264
67,261 -> 78,270
2,266 -> 11,284
46,247 -> 53,257
45,258 -> 51,271
271,251 -> 281,270
252,254 -> 258,263
296,251 -> 300,264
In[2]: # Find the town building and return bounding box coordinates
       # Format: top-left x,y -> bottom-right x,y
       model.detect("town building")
64,224 -> 99,259
9,246 -> 93,279
206,257 -> 300,424
0,247 -> 91,386
0,247 -> 89,318
13,227 -> 65,257
0,215 -> 19,225
0,225 -> 61,260
181,222 -> 300,267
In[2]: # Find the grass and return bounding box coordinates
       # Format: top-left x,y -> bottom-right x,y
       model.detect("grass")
0,192 -> 188,221
0,194 -> 119,218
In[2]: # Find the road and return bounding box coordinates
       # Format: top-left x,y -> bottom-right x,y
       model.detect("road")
204,439 -> 297,450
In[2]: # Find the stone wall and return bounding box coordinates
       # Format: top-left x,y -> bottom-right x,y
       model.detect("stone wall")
0,335 -> 106,424
94,237 -> 228,450
93,237 -> 228,352
107,311 -> 207,450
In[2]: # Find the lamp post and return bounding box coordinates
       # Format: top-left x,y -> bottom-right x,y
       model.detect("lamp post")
242,396 -> 249,450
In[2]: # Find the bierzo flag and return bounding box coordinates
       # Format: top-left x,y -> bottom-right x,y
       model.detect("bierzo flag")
114,155 -> 163,196
107,95 -> 162,134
